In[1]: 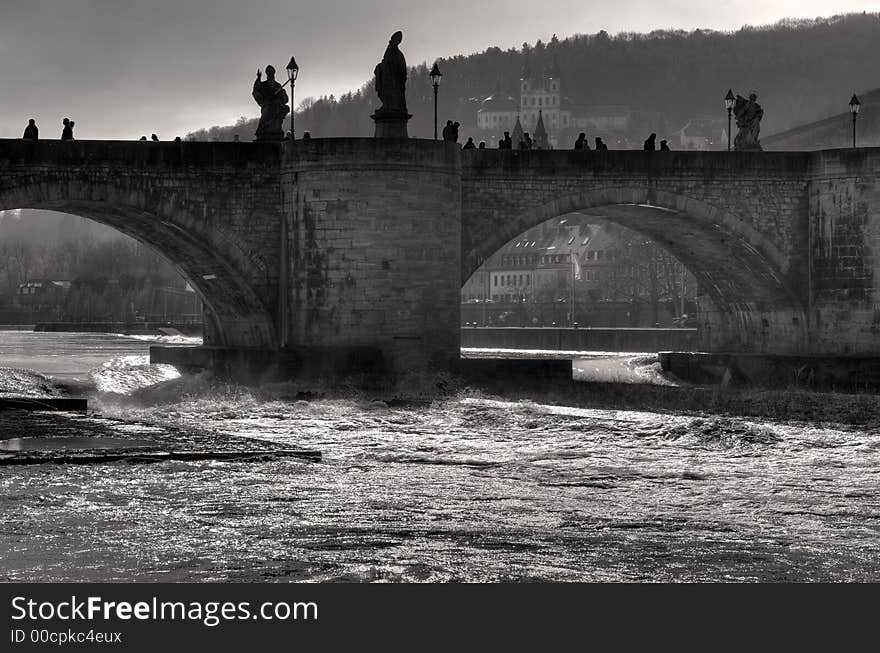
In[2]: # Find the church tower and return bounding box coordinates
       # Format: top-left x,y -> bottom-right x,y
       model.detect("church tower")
519,53 -> 564,134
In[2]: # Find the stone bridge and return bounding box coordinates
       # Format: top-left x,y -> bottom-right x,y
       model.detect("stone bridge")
2,138 -> 879,379
0,140 -> 283,349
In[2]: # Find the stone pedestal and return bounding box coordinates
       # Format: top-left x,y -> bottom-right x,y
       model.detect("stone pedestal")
371,111 -> 412,139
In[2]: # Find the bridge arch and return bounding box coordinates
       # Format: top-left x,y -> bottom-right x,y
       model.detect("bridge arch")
0,180 -> 278,348
463,186 -> 808,352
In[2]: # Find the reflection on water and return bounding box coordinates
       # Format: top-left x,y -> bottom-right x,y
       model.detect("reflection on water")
0,436 -> 155,452
0,330 -> 878,582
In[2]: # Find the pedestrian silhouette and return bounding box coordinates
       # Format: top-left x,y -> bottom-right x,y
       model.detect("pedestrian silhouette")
139,136 -> 148,141
61,118 -> 73,141
660,139 -> 671,151
22,119 -> 38,141
462,137 -> 476,150
643,133 -> 656,150
302,131 -> 311,139
151,133 -> 159,142
174,136 -> 182,143
233,134 -> 240,142
520,133 -> 533,150
574,132 -> 587,150
595,137 -> 608,151
442,120 -> 453,141
452,122 -> 460,143
478,141 -> 486,149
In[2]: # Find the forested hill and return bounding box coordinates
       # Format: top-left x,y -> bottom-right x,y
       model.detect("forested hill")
188,13 -> 880,143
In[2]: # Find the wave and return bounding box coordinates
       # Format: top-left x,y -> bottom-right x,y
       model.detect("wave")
117,334 -> 203,346
89,355 -> 182,395
0,366 -> 64,398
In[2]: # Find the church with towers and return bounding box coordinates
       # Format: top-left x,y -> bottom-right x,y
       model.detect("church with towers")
477,56 -> 640,149
477,57 -> 573,148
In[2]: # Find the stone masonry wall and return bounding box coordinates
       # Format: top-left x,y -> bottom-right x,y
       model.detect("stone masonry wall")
283,139 -> 462,375
809,149 -> 880,354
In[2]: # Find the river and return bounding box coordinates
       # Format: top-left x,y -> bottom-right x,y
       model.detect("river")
0,330 -> 878,582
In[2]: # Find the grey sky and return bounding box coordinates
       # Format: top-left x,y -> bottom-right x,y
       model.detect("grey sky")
1,0 -> 878,139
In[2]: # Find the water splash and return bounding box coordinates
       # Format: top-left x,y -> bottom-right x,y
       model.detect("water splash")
90,355 -> 181,395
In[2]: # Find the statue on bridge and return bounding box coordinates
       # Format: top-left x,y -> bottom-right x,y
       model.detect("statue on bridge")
371,30 -> 411,138
252,65 -> 290,142
733,92 -> 764,151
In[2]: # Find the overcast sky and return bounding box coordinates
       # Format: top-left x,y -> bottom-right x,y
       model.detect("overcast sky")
1,0 -> 879,140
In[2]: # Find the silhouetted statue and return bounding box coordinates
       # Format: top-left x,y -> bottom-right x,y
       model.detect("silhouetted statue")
462,137 -> 476,149
252,65 -> 290,142
61,118 -> 73,141
734,92 -> 763,151
643,133 -> 656,150
595,137 -> 608,151
574,132 -> 587,150
22,119 -> 38,141
372,31 -> 411,138
660,140 -> 671,151
374,31 -> 407,113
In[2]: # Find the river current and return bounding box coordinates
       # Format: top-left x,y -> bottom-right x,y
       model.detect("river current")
0,331 -> 878,582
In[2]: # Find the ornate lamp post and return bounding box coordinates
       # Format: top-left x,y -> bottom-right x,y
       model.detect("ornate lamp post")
430,62 -> 442,140
286,56 -> 299,139
724,89 -> 735,151
849,94 -> 860,149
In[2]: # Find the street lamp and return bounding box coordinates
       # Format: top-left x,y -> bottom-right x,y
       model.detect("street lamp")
286,56 -> 299,139
724,89 -> 735,151
430,62 -> 442,140
849,93 -> 860,149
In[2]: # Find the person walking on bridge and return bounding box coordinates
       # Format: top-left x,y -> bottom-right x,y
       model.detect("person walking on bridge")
22,119 -> 38,141
61,118 -> 74,140
643,133 -> 656,150
442,120 -> 453,141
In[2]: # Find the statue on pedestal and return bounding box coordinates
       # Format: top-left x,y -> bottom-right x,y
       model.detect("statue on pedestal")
733,92 -> 763,151
253,65 -> 290,142
372,31 -> 411,138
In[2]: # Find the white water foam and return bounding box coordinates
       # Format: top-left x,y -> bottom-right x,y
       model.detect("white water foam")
90,355 -> 182,395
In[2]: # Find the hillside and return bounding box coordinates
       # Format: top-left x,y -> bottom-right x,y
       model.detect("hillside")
189,13 -> 880,146
763,87 -> 880,150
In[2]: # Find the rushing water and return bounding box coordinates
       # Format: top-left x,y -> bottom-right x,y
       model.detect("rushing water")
0,330 -> 878,582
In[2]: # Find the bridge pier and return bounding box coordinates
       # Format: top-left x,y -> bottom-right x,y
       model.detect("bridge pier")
280,138 -> 463,382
